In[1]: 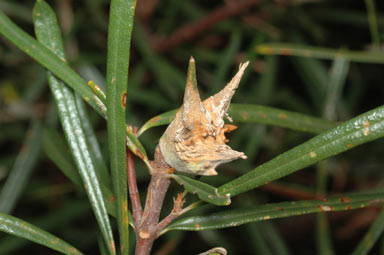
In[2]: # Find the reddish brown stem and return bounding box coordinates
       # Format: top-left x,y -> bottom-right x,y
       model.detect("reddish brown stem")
153,0 -> 260,52
135,146 -> 173,255
156,193 -> 185,234
126,147 -> 143,228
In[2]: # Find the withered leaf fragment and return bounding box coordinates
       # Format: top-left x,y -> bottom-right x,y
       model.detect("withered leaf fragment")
159,57 -> 248,176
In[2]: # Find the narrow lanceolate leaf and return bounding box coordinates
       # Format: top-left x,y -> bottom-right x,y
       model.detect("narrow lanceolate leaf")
33,1 -> 115,254
138,104 -> 336,136
42,129 -> 84,187
0,10 -> 106,117
0,6 -> 145,163
163,191 -> 384,233
75,94 -> 111,188
256,43 -> 384,63
228,104 -> 336,134
106,0 -> 136,253
352,208 -> 384,255
137,109 -> 177,136
170,174 -> 231,206
0,202 -> 89,254
219,105 -> 384,197
126,127 -> 152,172
42,129 -> 122,220
0,120 -> 42,214
0,211 -> 83,255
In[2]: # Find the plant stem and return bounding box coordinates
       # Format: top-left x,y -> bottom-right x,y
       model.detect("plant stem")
126,148 -> 143,229
156,192 -> 185,233
135,146 -> 172,255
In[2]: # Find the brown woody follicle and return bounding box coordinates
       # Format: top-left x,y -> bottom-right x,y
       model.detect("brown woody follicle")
159,57 -> 248,175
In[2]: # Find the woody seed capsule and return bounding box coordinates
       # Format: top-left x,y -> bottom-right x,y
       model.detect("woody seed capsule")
159,57 -> 248,176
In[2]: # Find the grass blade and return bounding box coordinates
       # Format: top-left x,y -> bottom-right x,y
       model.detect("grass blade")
106,0 -> 136,253
364,0 -> 380,47
256,43 -> 384,63
219,105 -> 384,197
247,223 -> 273,255
138,104 -> 336,136
263,221 -> 291,255
0,120 -> 42,213
163,191 -> 384,233
0,211 -> 83,255
323,57 -> 350,119
0,9 -> 106,117
170,174 -> 231,206
316,213 -> 335,255
291,53 -> 329,113
33,1 -> 115,253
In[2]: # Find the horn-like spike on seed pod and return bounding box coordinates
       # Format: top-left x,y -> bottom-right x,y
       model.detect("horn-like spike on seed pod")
203,61 -> 249,127
181,57 -> 206,130
159,58 -> 248,176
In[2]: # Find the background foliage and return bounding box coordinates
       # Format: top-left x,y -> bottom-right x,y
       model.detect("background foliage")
0,0 -> 384,254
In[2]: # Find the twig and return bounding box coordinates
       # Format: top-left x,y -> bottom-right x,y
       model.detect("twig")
135,146 -> 173,255
153,0 -> 261,52
157,201 -> 203,237
156,192 -> 186,233
126,147 -> 143,228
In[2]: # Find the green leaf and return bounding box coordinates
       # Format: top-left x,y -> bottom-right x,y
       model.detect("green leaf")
164,191 -> 384,233
256,43 -> 384,63
170,174 -> 231,206
228,104 -> 336,133
42,128 -> 83,187
75,93 -> 111,189
137,109 -> 177,136
0,120 -> 42,213
126,127 -> 152,171
0,211 -> 83,255
323,57 -> 350,120
316,213 -> 335,255
0,201 -> 89,254
247,223 -> 273,255
0,8 -> 106,117
33,1 -> 115,254
262,222 -> 291,255
352,208 -> 384,255
246,221 -> 291,255
42,128 -> 121,219
106,0 -> 136,253
219,105 -> 384,197
98,235 -> 109,255
138,104 -> 336,136
364,0 -> 380,47
291,53 -> 329,113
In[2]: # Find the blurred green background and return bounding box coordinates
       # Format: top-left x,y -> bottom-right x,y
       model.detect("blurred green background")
1,0 -> 384,254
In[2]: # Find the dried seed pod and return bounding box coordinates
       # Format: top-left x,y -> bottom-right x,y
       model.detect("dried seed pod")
159,57 -> 248,176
